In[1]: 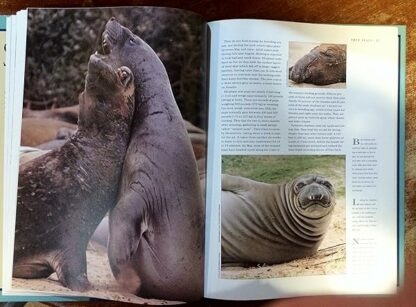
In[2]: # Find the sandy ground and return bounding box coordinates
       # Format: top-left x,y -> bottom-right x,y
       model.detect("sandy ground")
12,242 -> 181,305
221,197 -> 346,279
288,41 -> 347,89
10,195 -> 345,300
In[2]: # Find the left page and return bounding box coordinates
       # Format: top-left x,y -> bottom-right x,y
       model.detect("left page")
4,7 -> 208,304
0,15 -> 6,287
3,12 -> 81,303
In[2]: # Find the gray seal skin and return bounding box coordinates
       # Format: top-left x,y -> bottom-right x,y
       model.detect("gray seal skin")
101,19 -> 204,302
221,174 -> 336,264
13,54 -> 135,291
289,44 -> 346,85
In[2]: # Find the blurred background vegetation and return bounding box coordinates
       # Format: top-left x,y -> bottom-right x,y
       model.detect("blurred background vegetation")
222,155 -> 345,196
24,7 -> 206,127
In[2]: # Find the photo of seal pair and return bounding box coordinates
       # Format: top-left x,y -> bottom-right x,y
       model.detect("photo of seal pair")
13,15 -> 204,302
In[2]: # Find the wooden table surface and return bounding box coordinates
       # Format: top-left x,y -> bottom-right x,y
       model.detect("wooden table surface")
2,0 -> 416,306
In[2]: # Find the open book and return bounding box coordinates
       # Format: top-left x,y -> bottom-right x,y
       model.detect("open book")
2,6 -> 405,304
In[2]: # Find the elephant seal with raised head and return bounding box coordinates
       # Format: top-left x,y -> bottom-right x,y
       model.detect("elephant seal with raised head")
100,18 -> 204,302
221,174 -> 336,264
13,54 -> 135,291
289,44 -> 346,85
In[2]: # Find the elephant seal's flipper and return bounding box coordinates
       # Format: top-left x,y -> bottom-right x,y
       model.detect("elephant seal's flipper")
54,248 -> 90,291
108,196 -> 147,294
108,195 -> 146,271
222,173 -> 255,193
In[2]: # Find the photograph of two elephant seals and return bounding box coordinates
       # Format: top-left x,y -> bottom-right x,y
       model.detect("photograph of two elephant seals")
13,8 -> 205,304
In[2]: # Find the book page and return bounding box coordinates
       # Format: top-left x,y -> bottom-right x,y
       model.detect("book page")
4,12 -> 26,293
4,7 -> 208,304
2,15 -> 16,294
0,15 -> 6,288
205,19 -> 401,300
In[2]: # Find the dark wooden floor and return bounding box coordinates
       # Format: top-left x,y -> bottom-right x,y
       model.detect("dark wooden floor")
2,0 -> 416,306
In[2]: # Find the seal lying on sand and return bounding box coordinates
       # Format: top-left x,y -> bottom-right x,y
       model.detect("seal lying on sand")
221,174 -> 336,264
20,118 -> 77,147
22,105 -> 80,125
289,44 -> 346,85
13,54 -> 135,291
100,18 -> 204,301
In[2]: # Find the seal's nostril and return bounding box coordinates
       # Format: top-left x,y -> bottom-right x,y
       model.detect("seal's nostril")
110,17 -> 116,21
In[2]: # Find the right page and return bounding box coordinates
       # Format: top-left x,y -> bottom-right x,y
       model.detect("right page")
205,19 -> 403,300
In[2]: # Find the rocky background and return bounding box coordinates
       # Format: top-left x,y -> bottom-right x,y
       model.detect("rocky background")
24,7 -> 206,127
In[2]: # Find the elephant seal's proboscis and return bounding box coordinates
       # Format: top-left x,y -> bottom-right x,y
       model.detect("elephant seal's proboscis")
13,54 -> 135,291
100,18 -> 204,302
221,174 -> 336,265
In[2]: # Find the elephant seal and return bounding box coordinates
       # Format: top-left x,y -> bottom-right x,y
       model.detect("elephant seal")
19,147 -> 49,165
221,174 -> 336,264
20,118 -> 77,147
36,127 -> 76,150
101,18 -> 204,301
13,53 -> 135,291
289,44 -> 346,85
22,105 -> 80,124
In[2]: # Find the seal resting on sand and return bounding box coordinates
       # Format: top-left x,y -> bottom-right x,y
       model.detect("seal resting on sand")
20,118 -> 77,147
221,174 -> 336,265
101,18 -> 204,302
289,44 -> 346,85
22,105 -> 80,124
13,53 -> 135,291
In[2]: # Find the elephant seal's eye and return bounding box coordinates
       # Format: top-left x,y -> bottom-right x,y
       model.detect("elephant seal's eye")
322,181 -> 333,190
294,182 -> 306,193
323,49 -> 336,57
129,38 -> 135,45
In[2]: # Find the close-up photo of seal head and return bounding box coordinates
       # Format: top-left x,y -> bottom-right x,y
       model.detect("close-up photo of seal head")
292,174 -> 335,219
221,173 -> 336,266
13,53 -> 135,291
98,18 -> 204,302
289,43 -> 346,85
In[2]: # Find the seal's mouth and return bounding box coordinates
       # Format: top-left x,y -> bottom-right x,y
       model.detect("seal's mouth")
88,53 -> 112,73
102,35 -> 111,55
88,54 -> 132,88
99,17 -> 121,56
100,30 -> 114,56
300,201 -> 332,209
298,191 -> 332,210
